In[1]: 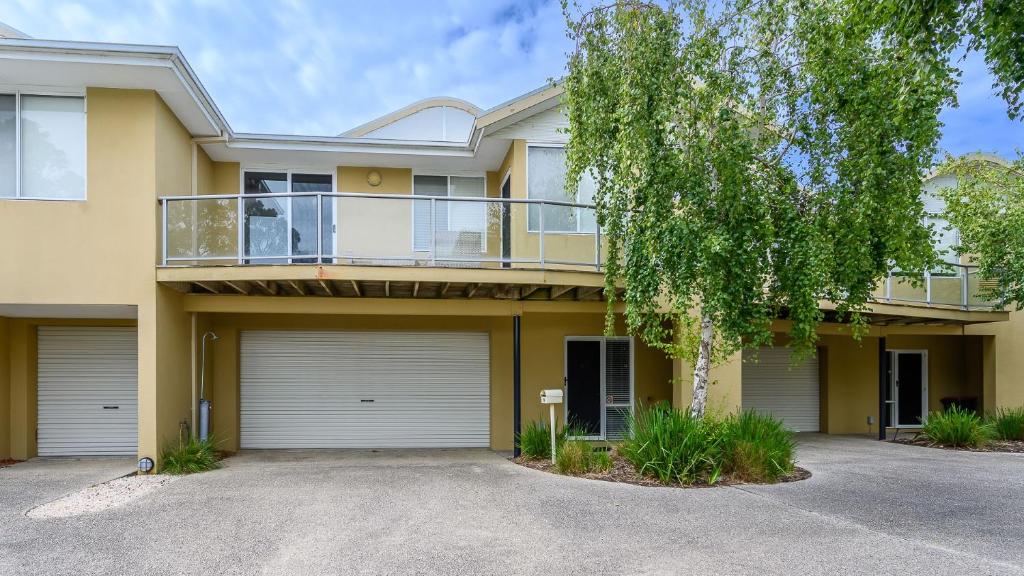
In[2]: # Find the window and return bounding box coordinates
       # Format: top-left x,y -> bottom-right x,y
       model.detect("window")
412,174 -> 486,253
242,170 -> 334,263
527,146 -> 596,233
0,94 -> 86,200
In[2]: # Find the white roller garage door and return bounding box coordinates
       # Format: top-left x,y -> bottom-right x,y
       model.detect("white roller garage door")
240,331 -> 490,448
742,347 -> 819,432
37,326 -> 138,456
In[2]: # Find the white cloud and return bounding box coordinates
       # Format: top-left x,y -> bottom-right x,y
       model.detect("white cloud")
2,0 -> 1019,157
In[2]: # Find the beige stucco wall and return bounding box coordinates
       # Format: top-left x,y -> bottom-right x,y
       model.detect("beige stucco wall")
968,312 -> 1024,411
0,88 -> 195,464
196,309 -> 671,452
0,317 -> 9,459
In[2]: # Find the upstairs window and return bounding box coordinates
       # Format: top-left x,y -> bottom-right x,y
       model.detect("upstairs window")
412,174 -> 486,252
527,146 -> 596,233
0,94 -> 86,200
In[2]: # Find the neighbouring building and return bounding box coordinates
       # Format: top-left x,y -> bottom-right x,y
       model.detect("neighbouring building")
0,36 -> 1017,465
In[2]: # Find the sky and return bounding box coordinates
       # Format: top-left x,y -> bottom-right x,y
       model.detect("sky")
0,0 -> 1020,158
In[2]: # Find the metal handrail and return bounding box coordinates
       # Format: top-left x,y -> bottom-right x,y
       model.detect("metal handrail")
160,191 -> 603,271
158,191 -> 597,209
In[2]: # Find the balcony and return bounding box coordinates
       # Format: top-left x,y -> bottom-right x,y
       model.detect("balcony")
160,192 -> 603,271
158,192 -> 1001,315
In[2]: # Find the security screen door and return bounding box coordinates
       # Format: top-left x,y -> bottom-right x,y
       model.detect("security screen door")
885,350 -> 928,428
565,337 -> 634,440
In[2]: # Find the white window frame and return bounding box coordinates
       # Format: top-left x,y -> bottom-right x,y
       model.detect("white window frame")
525,143 -> 595,235
410,171 -> 488,253
239,166 -> 337,262
0,90 -> 88,202
563,336 -> 635,441
886,349 -> 930,428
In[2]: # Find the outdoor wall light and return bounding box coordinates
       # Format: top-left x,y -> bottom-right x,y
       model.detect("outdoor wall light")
138,457 -> 155,474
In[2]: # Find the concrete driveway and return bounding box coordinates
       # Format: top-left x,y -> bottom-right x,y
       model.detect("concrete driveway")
0,435 -> 1022,576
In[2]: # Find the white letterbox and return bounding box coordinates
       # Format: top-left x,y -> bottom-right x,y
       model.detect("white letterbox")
540,389 -> 563,404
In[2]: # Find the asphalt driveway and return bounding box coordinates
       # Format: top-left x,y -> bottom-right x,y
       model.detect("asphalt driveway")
1,435 -> 1022,576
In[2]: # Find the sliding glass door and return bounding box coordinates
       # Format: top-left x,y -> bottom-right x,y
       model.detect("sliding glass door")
243,170 -> 334,264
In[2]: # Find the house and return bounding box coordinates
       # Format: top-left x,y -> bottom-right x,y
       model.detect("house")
0,36 -> 1016,465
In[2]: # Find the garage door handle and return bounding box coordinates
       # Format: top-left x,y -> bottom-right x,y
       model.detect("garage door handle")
102,406 -> 119,410
360,399 -> 374,403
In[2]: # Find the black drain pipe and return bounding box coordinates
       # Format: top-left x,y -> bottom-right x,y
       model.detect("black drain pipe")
878,337 -> 887,440
513,314 -> 522,457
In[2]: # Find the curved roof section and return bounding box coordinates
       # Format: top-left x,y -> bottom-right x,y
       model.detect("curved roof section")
341,96 -> 482,142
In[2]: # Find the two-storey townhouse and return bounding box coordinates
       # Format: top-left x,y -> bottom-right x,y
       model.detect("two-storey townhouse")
0,37 -> 1014,466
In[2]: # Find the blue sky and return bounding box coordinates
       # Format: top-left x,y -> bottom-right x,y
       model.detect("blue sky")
1,0 -> 1020,158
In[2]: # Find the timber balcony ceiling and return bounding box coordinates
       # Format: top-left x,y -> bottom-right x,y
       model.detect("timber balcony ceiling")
158,191 -> 1002,316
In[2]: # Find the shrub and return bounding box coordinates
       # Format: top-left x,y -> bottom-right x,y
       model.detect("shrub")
922,406 -> 993,448
160,436 -> 221,475
556,439 -> 596,474
989,407 -> 1024,441
518,420 -> 552,460
620,402 -> 727,484
591,450 -> 613,472
721,410 -> 795,482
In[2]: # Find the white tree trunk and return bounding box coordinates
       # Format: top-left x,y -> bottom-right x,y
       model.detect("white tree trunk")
690,313 -> 713,419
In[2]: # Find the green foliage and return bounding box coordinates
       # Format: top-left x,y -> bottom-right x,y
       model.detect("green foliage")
620,402 -> 728,484
989,407 -> 1024,441
518,420 -> 554,460
853,0 -> 1024,120
562,0 -> 946,380
556,439 -> 598,474
160,436 -> 221,475
592,449 -> 613,472
621,403 -> 796,484
937,156 -> 1024,309
721,410 -> 796,482
922,406 -> 993,448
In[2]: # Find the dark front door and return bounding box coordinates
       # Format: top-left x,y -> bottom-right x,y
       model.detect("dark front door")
566,339 -> 602,437
501,176 -> 511,268
896,352 -> 925,426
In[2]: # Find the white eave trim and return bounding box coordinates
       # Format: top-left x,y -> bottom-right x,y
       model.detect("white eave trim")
0,38 -> 231,137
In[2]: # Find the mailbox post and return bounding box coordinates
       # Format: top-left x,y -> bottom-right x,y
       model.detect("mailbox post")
540,389 -> 563,464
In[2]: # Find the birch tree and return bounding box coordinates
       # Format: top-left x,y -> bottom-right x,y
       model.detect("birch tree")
562,0 -> 948,417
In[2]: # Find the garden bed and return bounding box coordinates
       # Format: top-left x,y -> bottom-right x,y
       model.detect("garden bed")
513,449 -> 811,488
892,437 -> 1024,453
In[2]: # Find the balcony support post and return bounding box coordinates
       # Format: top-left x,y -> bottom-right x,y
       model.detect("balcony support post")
161,199 -> 168,266
430,198 -> 437,267
539,204 -> 545,266
316,193 -> 323,264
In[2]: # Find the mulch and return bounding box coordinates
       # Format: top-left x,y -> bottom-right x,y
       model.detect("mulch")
0,459 -> 22,468
512,450 -> 811,488
892,436 -> 1024,453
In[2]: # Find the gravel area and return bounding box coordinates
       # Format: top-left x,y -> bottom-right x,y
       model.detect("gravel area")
1,437 -> 1022,575
26,474 -> 178,519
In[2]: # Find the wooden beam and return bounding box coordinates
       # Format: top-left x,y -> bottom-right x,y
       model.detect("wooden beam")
318,279 -> 334,296
549,285 -> 575,300
465,283 -> 479,298
194,281 -> 220,294
252,280 -> 277,295
287,280 -> 306,296
350,280 -> 362,297
576,286 -> 602,299
223,280 -> 248,295
520,285 -> 541,300
440,282 -> 451,297
413,281 -> 420,297
385,281 -> 390,297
